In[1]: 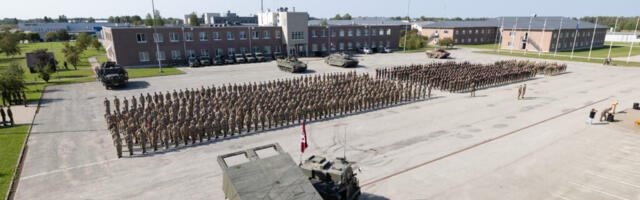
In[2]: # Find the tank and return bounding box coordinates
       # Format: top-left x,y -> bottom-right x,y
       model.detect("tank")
277,57 -> 307,73
299,155 -> 361,200
425,48 -> 451,59
96,61 -> 128,89
324,53 -> 359,68
217,143 -> 323,200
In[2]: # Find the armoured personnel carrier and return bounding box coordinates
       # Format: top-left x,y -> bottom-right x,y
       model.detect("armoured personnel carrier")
324,53 -> 359,68
277,57 -> 307,73
216,143 -> 361,200
425,48 -> 451,59
96,61 -> 128,89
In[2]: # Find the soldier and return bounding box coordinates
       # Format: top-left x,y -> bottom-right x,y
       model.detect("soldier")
7,106 -> 13,126
123,119 -> 134,156
131,96 -> 137,110
104,97 -> 111,115
112,121 -> 123,158
113,96 -> 120,114
123,97 -> 129,112
0,106 -> 6,127
517,85 -> 523,100
521,84 -> 527,99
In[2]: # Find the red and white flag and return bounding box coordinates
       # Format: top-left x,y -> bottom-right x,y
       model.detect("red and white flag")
301,121 -> 308,153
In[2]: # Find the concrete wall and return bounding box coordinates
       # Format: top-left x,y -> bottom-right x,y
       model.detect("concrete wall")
279,12 -> 309,56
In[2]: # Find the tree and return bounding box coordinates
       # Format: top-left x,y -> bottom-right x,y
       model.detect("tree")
32,50 -> 54,83
189,12 -> 200,26
0,62 -> 26,105
45,32 -> 57,41
62,42 -> 82,70
153,10 -> 165,26
437,38 -> 454,47
144,13 -> 154,26
0,32 -> 21,57
26,32 -> 41,42
87,17 -> 95,23
56,29 -> 71,41
319,19 -> 328,26
91,38 -> 102,51
343,14 -> 352,20
58,15 -> 68,23
107,16 -> 115,23
76,33 -> 92,51
331,14 -> 342,20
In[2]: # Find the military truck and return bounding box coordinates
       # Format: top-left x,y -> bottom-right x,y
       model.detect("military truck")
254,52 -> 266,62
324,53 -> 359,68
96,61 -> 128,89
234,54 -> 246,63
217,143 -> 361,200
277,57 -> 307,73
425,48 -> 451,59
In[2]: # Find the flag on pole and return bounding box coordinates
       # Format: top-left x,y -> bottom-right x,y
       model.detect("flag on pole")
301,121 -> 308,153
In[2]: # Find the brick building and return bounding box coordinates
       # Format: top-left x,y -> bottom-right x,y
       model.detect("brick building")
420,21 -> 499,45
102,11 -> 402,67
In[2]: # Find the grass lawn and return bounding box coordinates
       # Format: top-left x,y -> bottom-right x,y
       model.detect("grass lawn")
457,43 -> 499,50
394,46 -> 455,53
127,67 -> 184,79
0,125 -> 30,199
475,50 -> 640,67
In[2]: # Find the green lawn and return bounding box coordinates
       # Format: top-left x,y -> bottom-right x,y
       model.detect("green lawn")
394,46 -> 455,53
475,50 -> 640,67
457,43 -> 499,50
0,125 -> 29,199
127,67 -> 184,79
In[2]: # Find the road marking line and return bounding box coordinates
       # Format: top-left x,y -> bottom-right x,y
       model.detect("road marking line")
361,97 -> 609,188
552,193 -> 572,200
20,158 -> 118,180
568,181 -> 629,200
585,171 -> 640,189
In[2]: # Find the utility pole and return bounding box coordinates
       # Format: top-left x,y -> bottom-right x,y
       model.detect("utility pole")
403,0 -> 410,52
151,0 -> 162,72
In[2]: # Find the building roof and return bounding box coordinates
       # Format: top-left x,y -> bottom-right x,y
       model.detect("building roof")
308,17 -> 409,26
422,16 -> 608,30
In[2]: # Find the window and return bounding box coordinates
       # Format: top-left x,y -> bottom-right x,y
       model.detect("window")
379,41 -> 383,47
153,33 -> 163,43
387,29 -> 391,35
312,30 -> 317,37
213,32 -> 221,40
467,38 -> 471,42
455,30 -> 459,34
201,49 -> 209,57
312,44 -> 318,51
187,50 -> 195,58
348,30 -> 353,37
508,42 -> 513,46
364,42 -> 368,48
275,30 -> 281,38
347,42 -> 352,50
169,32 -> 179,42
227,48 -> 235,57
552,33 -> 557,39
480,38 -> 484,42
157,51 -> 166,61
240,47 -> 248,54
510,32 -> 515,37
275,45 -> 281,53
386,41 -> 390,47
136,33 -> 147,43
185,32 -> 193,41
474,38 -> 477,42
462,30 -> 466,34
364,29 -> 369,36
291,32 -> 305,40
454,39 -> 458,43
252,31 -> 259,39
321,30 -> 327,37
321,43 -> 327,51
227,32 -> 235,40
171,50 -> 181,60
199,32 -> 208,41
139,51 -> 149,61
239,31 -> 246,40
481,30 -> 485,34
216,49 -> 223,57
372,29 -> 377,36
444,30 -> 449,34
253,47 -> 260,53
264,46 -> 271,54
331,30 -> 336,37
475,29 -> 479,34
356,42 -> 361,48
356,29 -> 361,36
339,43 -> 344,50
379,29 -> 384,36
339,30 -> 345,37
263,31 -> 270,39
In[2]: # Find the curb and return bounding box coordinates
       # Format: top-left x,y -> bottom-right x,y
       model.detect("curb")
4,85 -> 47,200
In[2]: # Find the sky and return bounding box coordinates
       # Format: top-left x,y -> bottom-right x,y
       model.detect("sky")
1,0 -> 639,20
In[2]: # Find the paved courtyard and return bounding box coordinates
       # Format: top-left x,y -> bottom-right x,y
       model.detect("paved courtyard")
14,48 -> 640,200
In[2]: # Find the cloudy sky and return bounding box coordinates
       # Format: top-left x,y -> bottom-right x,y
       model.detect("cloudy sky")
1,0 -> 638,19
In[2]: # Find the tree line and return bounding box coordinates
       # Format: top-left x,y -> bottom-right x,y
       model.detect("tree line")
108,10 -> 183,26
579,16 -> 640,32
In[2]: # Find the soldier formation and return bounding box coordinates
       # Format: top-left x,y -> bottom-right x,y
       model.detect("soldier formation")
104,71 -> 432,158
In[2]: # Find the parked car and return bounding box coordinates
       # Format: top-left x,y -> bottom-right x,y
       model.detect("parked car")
383,47 -> 392,53
245,53 -> 256,63
199,56 -> 211,66
273,52 -> 284,60
363,47 -> 373,54
212,56 -> 224,65
234,53 -> 246,63
224,55 -> 235,64
188,57 -> 200,67
255,52 -> 266,62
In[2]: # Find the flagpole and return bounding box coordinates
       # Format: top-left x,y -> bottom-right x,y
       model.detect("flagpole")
510,17 -> 519,54
494,17 -> 504,52
607,17 -> 619,60
570,22 -> 579,59
538,17 -> 548,56
626,16 -> 639,63
588,17 -> 598,61
554,17 -> 564,57
524,15 -> 534,55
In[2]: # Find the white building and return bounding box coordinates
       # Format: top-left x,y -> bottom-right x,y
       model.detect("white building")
605,32 -> 640,43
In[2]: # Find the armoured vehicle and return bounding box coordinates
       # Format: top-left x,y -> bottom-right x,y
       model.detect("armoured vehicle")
254,52 -> 266,62
188,57 -> 201,67
325,53 -> 359,68
234,54 -> 246,63
244,53 -> 256,63
300,155 -> 361,200
425,48 -> 451,59
96,61 -> 128,89
217,143 -> 361,200
277,57 -> 307,73
199,56 -> 211,66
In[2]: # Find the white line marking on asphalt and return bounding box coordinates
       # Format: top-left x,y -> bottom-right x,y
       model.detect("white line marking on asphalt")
568,181 -> 629,200
585,171 -> 640,189
552,193 -> 572,200
20,158 -> 118,180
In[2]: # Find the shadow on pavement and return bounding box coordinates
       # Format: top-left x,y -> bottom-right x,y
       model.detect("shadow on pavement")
360,193 -> 390,200
113,81 -> 150,90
